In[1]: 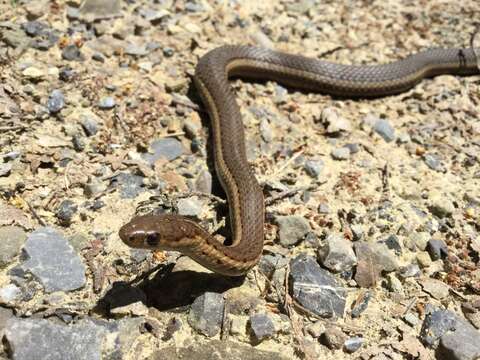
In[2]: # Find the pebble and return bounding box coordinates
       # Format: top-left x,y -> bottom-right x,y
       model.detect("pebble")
344,336 -> 364,353
420,308 -> 480,360
143,138 -> 184,164
22,66 -> 45,80
374,118 -> 395,142
350,290 -> 372,318
353,242 -> 381,287
344,143 -> 360,154
429,195 -> 455,218
274,215 -> 311,247
81,117 -> 99,136
110,301 -> 149,317
4,318 -> 104,360
0,163 -> 12,177
0,284 -> 22,303
424,154 -> 444,172
188,292 -> 224,337
230,315 -> 248,337
380,234 -> 402,255
111,173 -> 144,199
19,227 -> 86,293
385,273 -> 404,295
0,226 -> 27,268
55,199 -> 78,226
79,0 -> 122,20
98,96 -> 116,109
304,159 -> 324,178
350,224 -> 364,241
321,326 -> 347,350
317,203 -> 330,214
47,89 -> 65,114
62,44 -> 83,61
249,313 -> 276,342
258,254 -> 288,278
426,239 -> 448,260
331,147 -> 351,160
177,196 -> 203,217
317,234 -> 357,273
322,107 -> 352,134
419,278 -> 450,300
21,21 -> 47,37
289,254 -> 346,318
259,118 -> 273,142
306,320 -> 325,338
195,170 -> 212,193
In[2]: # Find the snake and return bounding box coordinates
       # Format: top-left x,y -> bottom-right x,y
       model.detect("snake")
119,45 -> 479,276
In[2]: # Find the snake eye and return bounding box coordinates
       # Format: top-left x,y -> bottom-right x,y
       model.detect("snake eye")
145,232 -> 159,246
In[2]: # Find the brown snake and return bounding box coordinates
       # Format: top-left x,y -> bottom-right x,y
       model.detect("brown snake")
119,45 -> 479,276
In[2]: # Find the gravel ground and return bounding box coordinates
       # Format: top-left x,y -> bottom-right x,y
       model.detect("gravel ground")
0,0 -> 479,359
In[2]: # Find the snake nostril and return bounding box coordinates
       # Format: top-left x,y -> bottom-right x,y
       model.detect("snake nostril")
146,232 -> 159,246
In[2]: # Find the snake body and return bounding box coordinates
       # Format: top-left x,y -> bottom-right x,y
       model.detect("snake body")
119,45 -> 479,276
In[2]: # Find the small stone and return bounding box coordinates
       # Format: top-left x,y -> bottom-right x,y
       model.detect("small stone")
22,66 -> 45,80
419,278 -> 450,300
321,326 -> 347,350
22,21 -> 47,36
177,197 -> 203,217
79,0 -> 122,21
0,163 -> 12,177
317,234 -> 357,273
229,315 -> 248,337
111,173 -> 145,199
98,97 -> 116,109
195,170 -> 212,193
0,226 -> 27,268
424,154 -> 444,172
55,199 -> 77,226
289,254 -> 346,318
47,89 -> 65,114
110,301 -> 149,317
317,203 -> 330,214
19,227 -> 86,293
81,117 -> 99,136
259,118 -> 273,142
306,320 -> 325,338
62,44 -> 83,61
374,119 -> 395,142
351,225 -> 364,241
322,107 -> 351,134
353,242 -> 381,287
257,254 -> 287,278
416,252 -> 433,268
344,143 -> 360,154
274,215 -> 311,247
380,234 -> 402,255
4,318 -> 104,360
331,147 -> 350,160
403,312 -> 420,327
188,292 -> 224,337
249,313 -> 275,342
351,291 -> 372,318
143,138 -> 184,164
59,67 -> 75,81
0,284 -> 22,303
344,336 -> 364,353
304,159 -> 324,178
409,232 -> 430,251
385,273 -> 404,295
426,239 -> 448,260
429,196 -> 455,218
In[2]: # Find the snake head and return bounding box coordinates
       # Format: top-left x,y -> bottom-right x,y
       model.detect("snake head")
119,216 -> 161,249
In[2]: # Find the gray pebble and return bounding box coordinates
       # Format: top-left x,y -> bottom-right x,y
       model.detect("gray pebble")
0,284 -> 22,303
249,314 -> 275,342
289,254 -> 346,318
47,89 -> 65,114
0,163 -> 12,177
317,203 -> 330,214
274,215 -> 311,247
81,117 -> 99,136
4,318 -> 103,360
143,138 -> 184,164
426,239 -> 448,260
195,170 -> 212,193
304,159 -> 324,178
317,234 -> 357,273
177,197 -> 203,217
0,226 -> 27,268
111,172 -> 144,199
19,227 -> 86,293
188,292 -> 224,337
331,147 -> 350,160
424,154 -> 444,172
374,119 -> 395,142
62,44 -> 83,61
344,336 -> 364,353
259,118 -> 273,143
351,291 -> 372,318
344,143 -> 359,154
257,254 -> 287,278
321,326 -> 347,349
56,199 -> 77,226
98,97 -> 116,109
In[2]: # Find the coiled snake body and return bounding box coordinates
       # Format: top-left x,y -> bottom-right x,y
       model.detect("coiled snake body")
119,45 -> 479,276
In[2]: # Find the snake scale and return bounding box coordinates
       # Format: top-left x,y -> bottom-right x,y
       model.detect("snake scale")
119,45 -> 479,276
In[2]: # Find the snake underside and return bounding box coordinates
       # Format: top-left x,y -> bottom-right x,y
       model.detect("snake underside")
119,45 -> 479,276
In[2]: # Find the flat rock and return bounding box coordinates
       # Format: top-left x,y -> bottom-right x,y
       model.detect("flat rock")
143,138 -> 184,164
289,254 -> 346,318
79,0 -> 122,21
0,226 -> 27,268
19,227 -> 86,293
188,292 -> 224,337
317,234 -> 357,273
249,313 -> 276,342
274,215 -> 311,247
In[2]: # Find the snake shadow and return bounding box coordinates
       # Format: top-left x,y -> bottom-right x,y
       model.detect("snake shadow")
95,263 -> 245,313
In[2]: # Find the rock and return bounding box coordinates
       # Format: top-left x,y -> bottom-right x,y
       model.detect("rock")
317,203 -> 330,214
385,273 -> 404,295
331,147 -> 351,160
177,196 -> 203,217
350,224 -> 364,241
380,234 -> 402,255
374,119 -> 395,142
55,199 -> 77,226
426,239 -> 448,260
306,320 -> 325,338
81,117 -> 99,136
429,195 -> 455,218
0,163 -> 12,177
188,292 -> 224,337
419,278 -> 450,300
344,143 -> 360,154
317,234 -> 357,273
351,290 -> 372,318
321,326 -> 347,350
230,315 -> 248,337
195,170 -> 212,193
259,118 -> 273,142
275,215 -> 311,247
46,89 -> 65,114
19,227 -> 86,293
258,254 -> 288,278
4,318 -> 104,360
152,340 -> 289,360
424,154 -> 445,172
111,172 -> 144,199
420,308 -> 480,360
22,66 -> 45,80
79,0 -> 122,21
0,226 -> 27,268
143,138 -> 184,164
62,44 -> 83,61
0,284 -> 22,303
353,242 -> 381,287
304,159 -> 324,178
409,232 -> 430,251
289,254 -> 346,318
344,336 -> 364,353
249,313 -> 275,342
98,96 -> 116,109
322,107 -> 351,134
21,21 -> 47,37
110,301 -> 149,317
